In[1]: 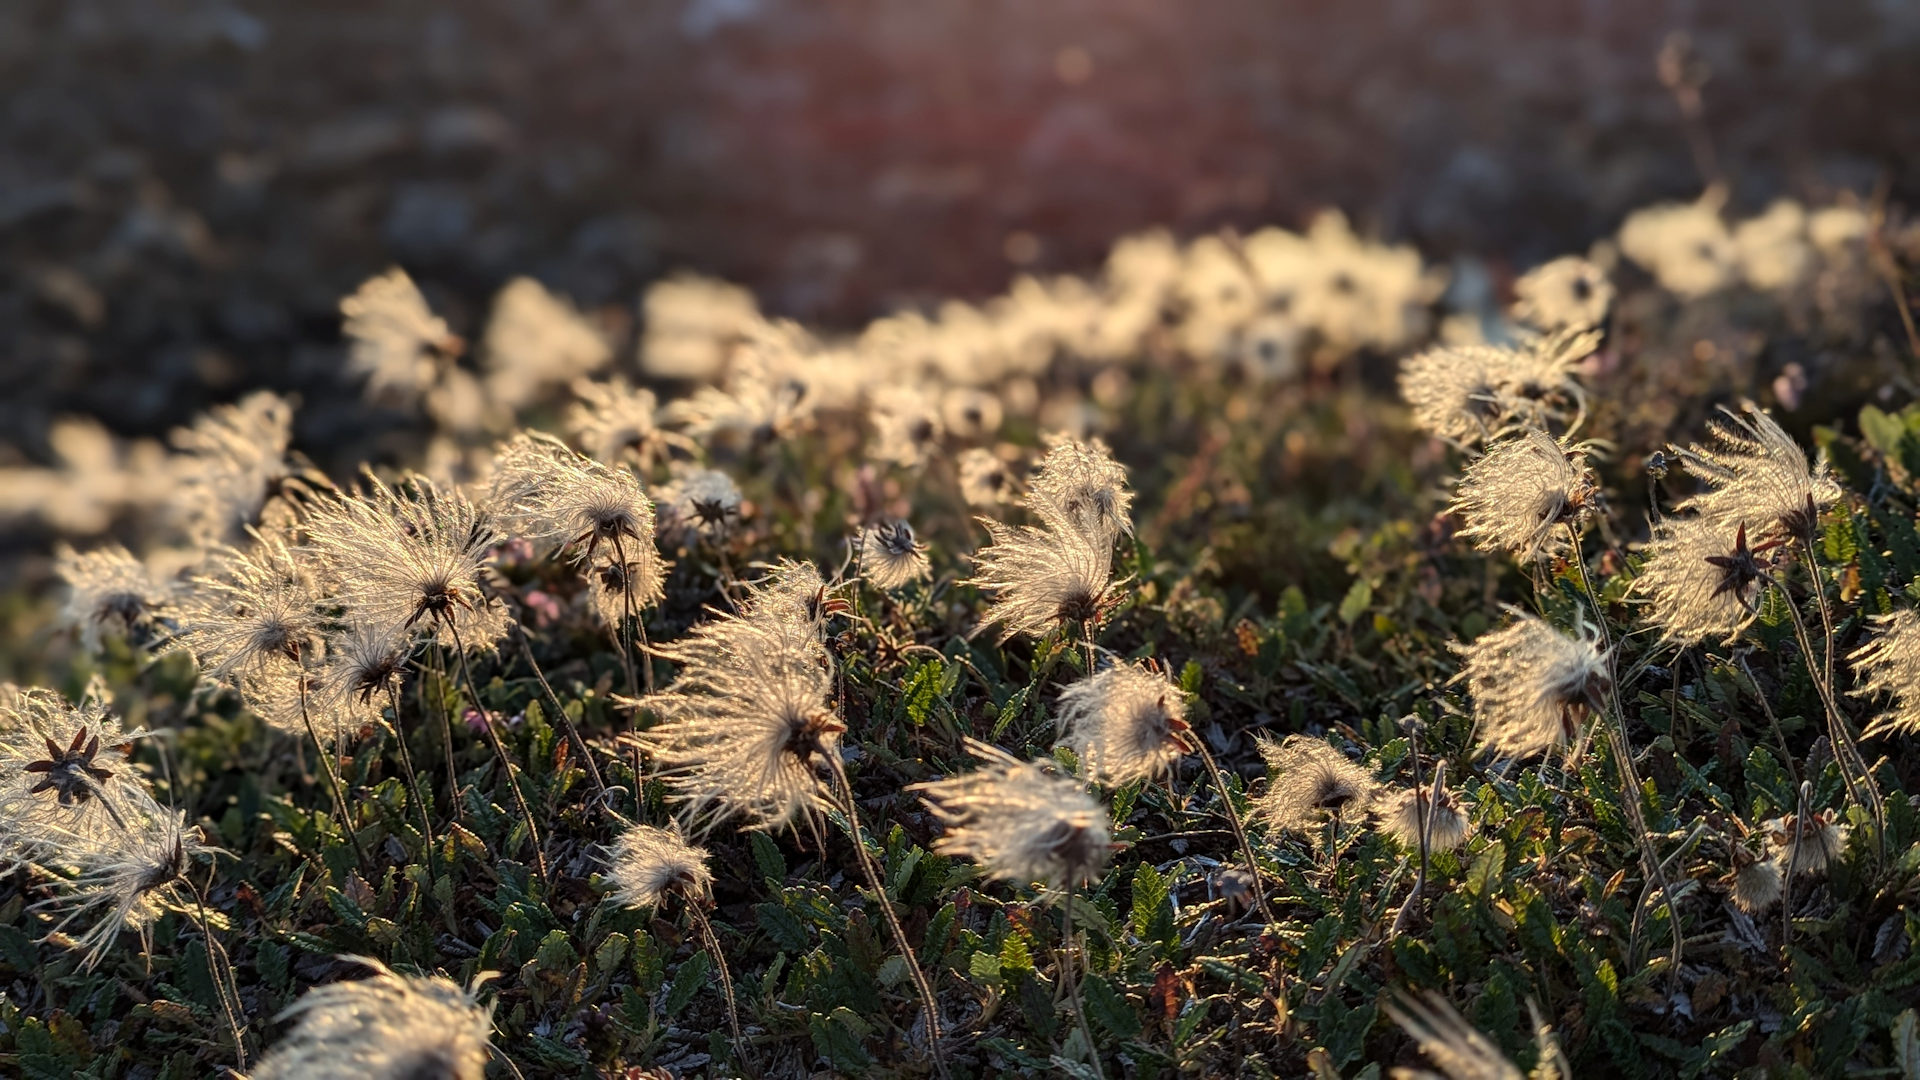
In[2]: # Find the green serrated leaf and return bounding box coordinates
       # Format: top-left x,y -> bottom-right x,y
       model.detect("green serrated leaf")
663,949 -> 712,1017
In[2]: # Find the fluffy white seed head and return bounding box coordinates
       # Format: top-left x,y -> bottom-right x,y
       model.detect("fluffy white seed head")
604,822 -> 714,910
1398,331 -> 1594,447
1254,736 -> 1380,833
1450,430 -> 1600,561
859,520 -> 930,591
967,518 -> 1113,643
489,432 -> 663,584
1852,609 -> 1920,739
1767,810 -> 1847,877
1053,663 -> 1189,786
37,793 -> 210,969
481,277 -> 611,413
1373,771 -> 1472,853
568,377 -> 668,465
1028,435 -> 1133,545
169,391 -> 298,548
914,739 -> 1112,890
341,268 -> 459,405
1510,256 -> 1614,332
1455,612 -> 1609,760
56,543 -> 173,654
1633,514 -> 1769,646
1671,403 -> 1839,543
957,448 -> 1017,508
170,528 -> 324,685
254,959 -> 495,1080
0,690 -> 152,870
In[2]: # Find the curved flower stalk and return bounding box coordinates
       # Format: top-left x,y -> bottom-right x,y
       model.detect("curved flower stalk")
253,958 -> 495,1080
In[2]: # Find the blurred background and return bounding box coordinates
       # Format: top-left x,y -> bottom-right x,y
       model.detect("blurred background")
2,0 -> 1916,487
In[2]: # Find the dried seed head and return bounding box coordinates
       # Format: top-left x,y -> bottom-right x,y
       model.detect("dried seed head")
169,527 -> 324,685
254,959 -> 496,1080
957,447 -> 1017,508
1671,403 -> 1840,545
603,822 -> 714,910
1511,255 -> 1614,332
341,268 -> 460,406
859,520 -> 930,591
1027,435 -> 1133,546
1373,776 -> 1472,853
568,377 -> 667,466
1455,612 -> 1609,761
1053,663 -> 1190,786
966,517 -> 1113,643
1767,809 -> 1847,877
1852,609 -> 1920,739
1450,430 -> 1601,561
488,433 -> 664,601
56,543 -> 173,654
1634,515 -> 1771,646
1254,736 -> 1380,833
169,391 -> 299,547
913,739 -> 1112,890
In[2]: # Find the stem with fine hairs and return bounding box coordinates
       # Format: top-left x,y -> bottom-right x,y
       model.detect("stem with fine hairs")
1058,884 -> 1107,1080
385,680 -> 438,880
1191,741 -> 1276,926
687,898 -> 755,1077
511,620 -> 607,800
445,621 -> 551,887
297,673 -> 368,867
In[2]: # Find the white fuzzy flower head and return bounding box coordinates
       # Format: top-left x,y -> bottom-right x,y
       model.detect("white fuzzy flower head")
1726,846 -> 1782,914
662,467 -> 743,542
1372,768 -> 1472,853
481,277 -> 611,413
39,794 -> 212,969
914,739 -> 1112,890
56,543 -> 173,653
859,520 -> 930,591
1254,736 -> 1380,833
568,377 -> 668,465
1451,430 -> 1600,561
869,385 -> 944,468
1053,663 -> 1190,786
312,619 -> 414,734
0,690 -> 151,868
1634,514 -> 1771,646
1398,331 -> 1594,447
169,391 -> 300,547
1734,199 -> 1815,292
967,518 -> 1113,643
1511,256 -> 1614,331
1767,809 -> 1847,877
1852,609 -> 1920,739
489,432 -> 662,578
1618,196 -> 1739,299
1028,435 -> 1133,545
306,473 -> 510,653
941,387 -> 1005,441
341,268 -> 461,405
1456,613 -> 1609,761
640,273 -> 762,381
604,822 -> 713,910
170,528 -> 324,685
957,448 -> 1017,508
253,959 -> 495,1080
631,609 -> 839,832
1672,403 -> 1840,544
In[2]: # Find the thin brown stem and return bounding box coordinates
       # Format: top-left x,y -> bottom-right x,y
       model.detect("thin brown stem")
385,681 -> 438,881
1772,564 -> 1886,852
512,621 -> 607,799
427,646 -> 465,822
687,899 -> 754,1077
611,533 -> 642,699
298,675 -> 368,866
825,755 -> 949,1080
192,872 -> 249,1071
1058,885 -> 1107,1080
1735,654 -> 1801,785
445,622 -> 551,887
1191,742 -> 1276,926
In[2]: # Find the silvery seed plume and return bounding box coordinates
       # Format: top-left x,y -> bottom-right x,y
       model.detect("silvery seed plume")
168,527 -> 324,685
1450,430 -> 1599,561
1633,514 -> 1768,646
1385,991 -> 1569,1080
1726,845 -> 1782,914
306,473 -> 510,652
489,431 -> 664,580
1028,435 -> 1133,545
588,555 -> 668,630
1767,810 -> 1847,876
661,466 -> 743,542
604,822 -> 714,910
0,689 -> 151,869
37,791 -> 213,969
169,390 -> 300,547
1053,663 -> 1190,786
1399,331 -> 1593,447
1455,612 -> 1609,760
312,619 -> 414,733
1851,609 -> 1920,738
967,517 -> 1113,643
568,376 -> 671,465
1510,255 -> 1614,332
859,520 -> 930,590
341,267 -> 459,405
1373,775 -> 1472,853
235,655 -> 363,744
958,447 -> 1017,508
741,557 -> 849,636
1254,736 -> 1380,833
480,276 -> 611,413
1671,403 -> 1840,543
913,739 -> 1112,889
253,959 -> 495,1080
941,386 -> 1005,440
630,608 -> 840,832
56,543 -> 173,654
868,384 -> 944,468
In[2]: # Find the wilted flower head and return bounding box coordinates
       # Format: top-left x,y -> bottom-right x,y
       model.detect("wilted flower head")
56,543 -> 172,653
1634,515 -> 1770,645
1373,765 -> 1471,853
1028,436 -> 1133,545
253,959 -> 496,1080
1254,736 -> 1379,833
1619,195 -> 1739,299
967,517 -> 1113,642
631,609 -> 839,832
1511,256 -> 1614,331
170,528 -> 323,684
568,377 -> 670,466
341,267 -> 461,405
0,689 -> 150,866
1768,809 -> 1847,876
859,520 -> 930,590
490,432 -> 662,577
1455,612 -> 1609,760
1725,844 -> 1783,914
1053,663 -> 1190,786
1852,609 -> 1920,739
170,391 -> 302,547
604,822 -> 714,910
957,447 -> 1017,508
1450,430 -> 1600,560
914,739 -> 1112,889
1385,991 -> 1566,1080
480,277 -> 611,413
306,473 -> 510,652
1671,403 -> 1840,544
